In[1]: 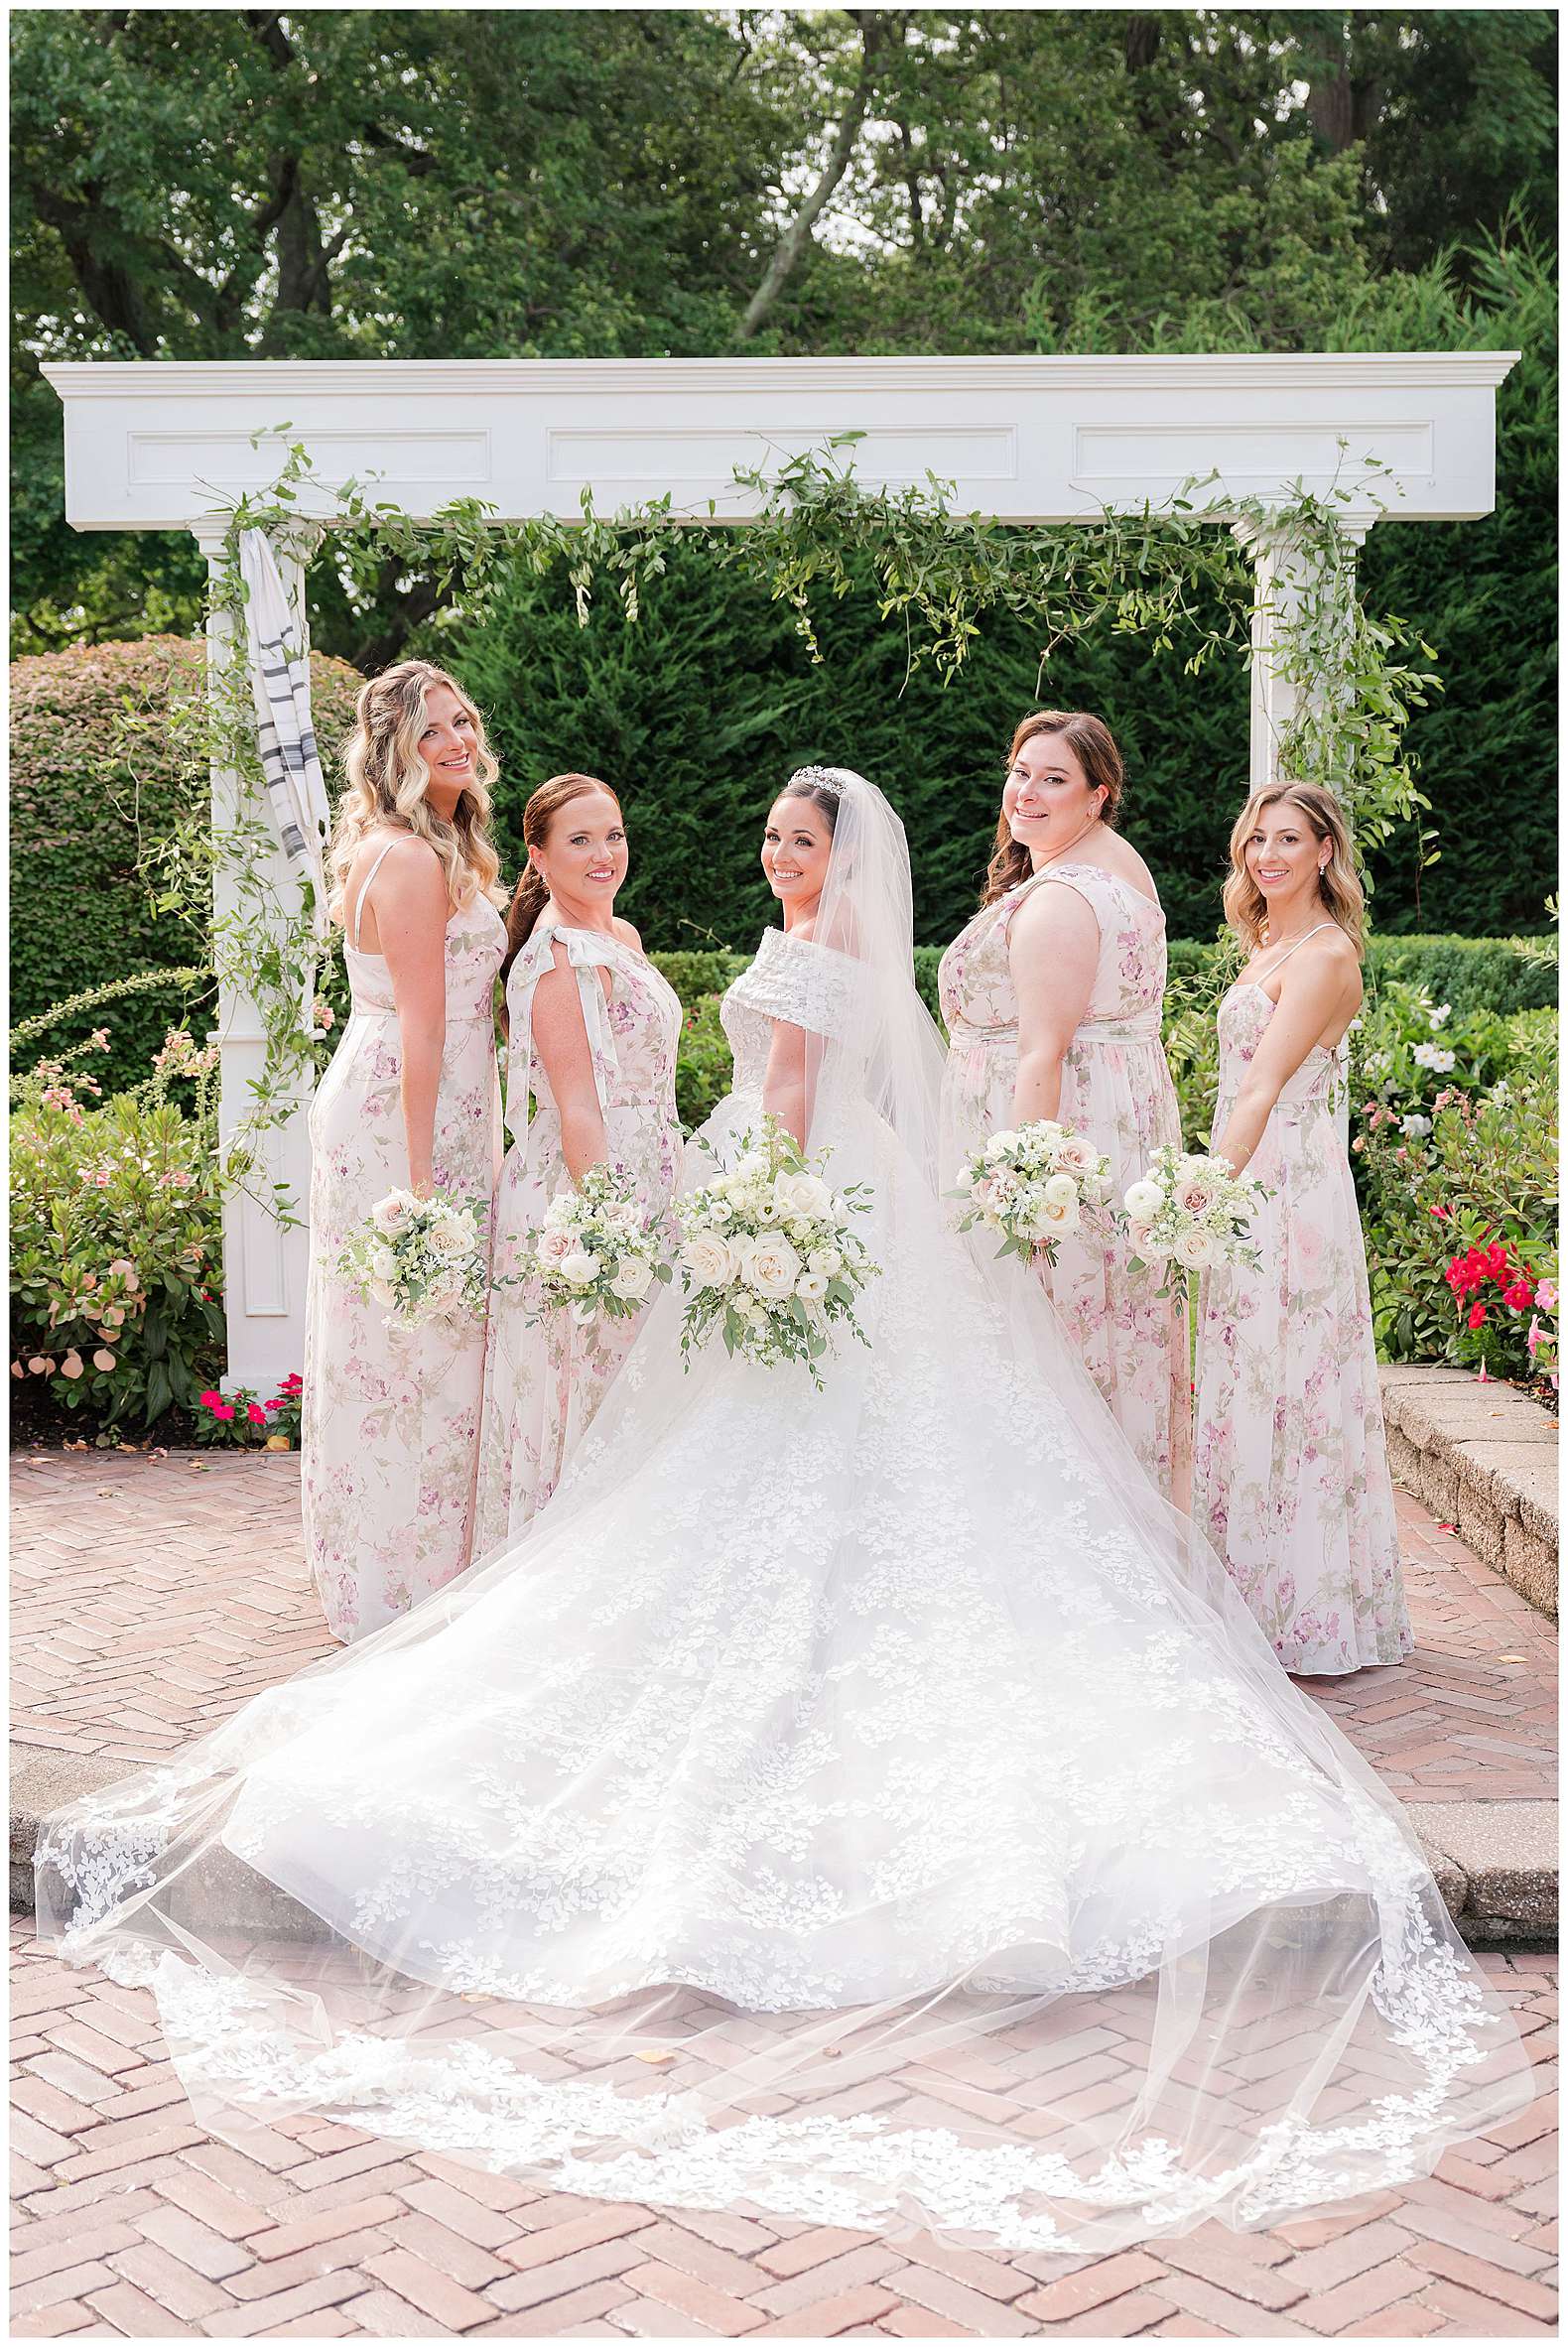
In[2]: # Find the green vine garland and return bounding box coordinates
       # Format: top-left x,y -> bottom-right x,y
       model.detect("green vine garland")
143,429 -> 1439,1158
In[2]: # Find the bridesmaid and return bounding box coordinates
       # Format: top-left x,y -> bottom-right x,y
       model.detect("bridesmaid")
1195,783 -> 1412,1674
939,710 -> 1191,1502
306,661 -> 507,1643
473,774 -> 682,1549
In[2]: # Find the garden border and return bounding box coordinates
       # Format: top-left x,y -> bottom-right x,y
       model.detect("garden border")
1380,1362 -> 1559,1620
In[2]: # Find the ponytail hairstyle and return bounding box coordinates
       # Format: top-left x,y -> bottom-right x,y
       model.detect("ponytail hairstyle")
1223,782 -> 1365,959
327,660 -> 505,922
503,773 -> 622,978
981,710 -> 1125,906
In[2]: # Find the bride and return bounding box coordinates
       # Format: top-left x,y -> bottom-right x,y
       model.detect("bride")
38,767 -> 1527,2255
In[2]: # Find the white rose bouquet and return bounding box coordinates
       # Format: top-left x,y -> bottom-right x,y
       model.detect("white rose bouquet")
339,1190 -> 488,1328
952,1118 -> 1115,1268
676,1117 -> 877,1388
527,1161 -> 673,1329
1122,1145 -> 1266,1298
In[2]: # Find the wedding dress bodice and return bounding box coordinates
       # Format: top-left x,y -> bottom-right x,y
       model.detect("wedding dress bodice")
719,926 -> 872,1103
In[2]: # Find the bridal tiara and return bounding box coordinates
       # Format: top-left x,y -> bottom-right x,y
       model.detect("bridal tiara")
786,764 -> 852,798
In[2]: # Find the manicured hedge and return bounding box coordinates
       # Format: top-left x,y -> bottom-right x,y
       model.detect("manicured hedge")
10,638 -> 364,1092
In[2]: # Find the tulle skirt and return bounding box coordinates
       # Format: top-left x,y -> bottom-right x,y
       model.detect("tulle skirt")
36,1092 -> 1530,2254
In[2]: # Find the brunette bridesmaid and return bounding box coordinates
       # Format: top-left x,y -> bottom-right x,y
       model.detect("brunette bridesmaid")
939,711 -> 1191,1502
306,662 -> 506,1644
473,774 -> 682,1549
1194,783 -> 1411,1675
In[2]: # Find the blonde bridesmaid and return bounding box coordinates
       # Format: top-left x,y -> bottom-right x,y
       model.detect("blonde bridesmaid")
1195,783 -> 1411,1675
305,662 -> 506,1643
939,710 -> 1191,1501
474,774 -> 682,1549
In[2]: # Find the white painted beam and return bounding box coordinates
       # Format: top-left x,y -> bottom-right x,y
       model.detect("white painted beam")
44,352 -> 1516,533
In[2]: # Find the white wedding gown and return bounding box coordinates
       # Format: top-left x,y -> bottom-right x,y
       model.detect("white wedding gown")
37,774 -> 1528,2254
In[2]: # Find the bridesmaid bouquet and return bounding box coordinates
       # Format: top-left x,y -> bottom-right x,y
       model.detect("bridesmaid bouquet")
530,1162 -> 673,1328
952,1119 -> 1115,1268
340,1190 -> 489,1328
676,1118 -> 877,1388
1122,1146 -> 1266,1297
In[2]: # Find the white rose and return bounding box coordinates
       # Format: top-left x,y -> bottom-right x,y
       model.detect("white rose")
370,1245 -> 398,1283
1039,1194 -> 1077,1231
985,1130 -> 1019,1159
795,1270 -> 829,1304
1042,1172 -> 1079,1211
733,1151 -> 769,1183
371,1192 -> 412,1235
954,1164 -> 976,1192
609,1256 -> 654,1301
682,1231 -> 735,1290
743,1235 -> 802,1300
427,1219 -> 469,1258
1055,1134 -> 1095,1173
1175,1227 -> 1214,1269
807,1247 -> 842,1277
778,1171 -> 832,1219
559,1250 -> 598,1290
1123,1179 -> 1163,1223
538,1226 -> 575,1266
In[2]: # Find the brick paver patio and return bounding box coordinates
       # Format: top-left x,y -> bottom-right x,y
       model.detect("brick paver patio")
11,1449 -> 1556,1796
10,1448 -> 1559,2336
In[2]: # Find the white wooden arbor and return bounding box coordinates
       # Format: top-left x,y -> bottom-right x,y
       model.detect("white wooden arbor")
45,350 -> 1516,1387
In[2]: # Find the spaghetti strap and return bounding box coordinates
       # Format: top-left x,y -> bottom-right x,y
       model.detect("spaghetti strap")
350,839 -> 400,951
1252,921 -> 1336,987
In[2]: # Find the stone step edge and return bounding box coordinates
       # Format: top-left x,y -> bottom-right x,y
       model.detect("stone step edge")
9,1745 -> 1555,1953
1379,1362 -> 1559,1622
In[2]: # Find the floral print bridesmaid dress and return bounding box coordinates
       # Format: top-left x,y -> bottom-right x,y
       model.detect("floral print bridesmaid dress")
939,863 -> 1191,1501
1192,982 -> 1413,1675
473,924 -> 683,1552
304,843 -> 505,1643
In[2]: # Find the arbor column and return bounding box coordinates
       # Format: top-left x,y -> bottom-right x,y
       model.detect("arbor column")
1234,510 -> 1373,796
193,523 -> 316,1395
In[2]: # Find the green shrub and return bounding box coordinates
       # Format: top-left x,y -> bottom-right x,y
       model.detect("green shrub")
10,1091 -> 227,1427
673,994 -> 734,1130
10,636 -> 363,1093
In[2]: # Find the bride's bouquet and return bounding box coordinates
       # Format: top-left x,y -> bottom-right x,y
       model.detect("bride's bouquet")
676,1119 -> 877,1388
1123,1146 -> 1266,1297
952,1119 -> 1114,1268
339,1190 -> 488,1328
529,1162 -> 672,1328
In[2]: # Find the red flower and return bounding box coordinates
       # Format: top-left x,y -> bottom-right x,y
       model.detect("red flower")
1428,1203 -> 1449,1221
246,1402 -> 266,1424
1468,1301 -> 1488,1331
1503,1281 -> 1534,1312
197,1388 -> 223,1409
211,1402 -> 235,1421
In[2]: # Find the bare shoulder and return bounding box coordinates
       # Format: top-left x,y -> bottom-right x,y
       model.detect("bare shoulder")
612,915 -> 644,952
1283,927 -> 1363,1004
789,915 -> 818,945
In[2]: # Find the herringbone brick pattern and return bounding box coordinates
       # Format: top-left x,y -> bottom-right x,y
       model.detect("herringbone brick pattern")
9,1925 -> 1557,2337
10,1452 -> 1558,1797
10,1448 -> 1558,2333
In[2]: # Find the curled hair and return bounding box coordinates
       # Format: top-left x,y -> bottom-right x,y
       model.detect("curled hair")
982,711 -> 1125,905
1224,783 -> 1365,959
328,661 -> 505,924
503,773 -> 622,977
